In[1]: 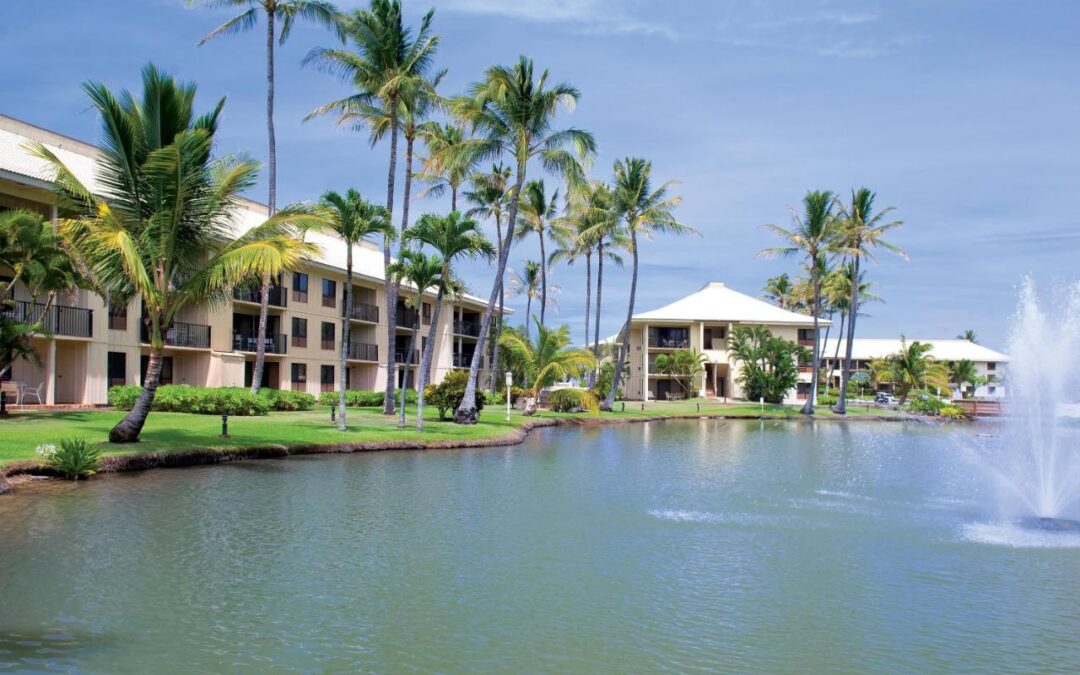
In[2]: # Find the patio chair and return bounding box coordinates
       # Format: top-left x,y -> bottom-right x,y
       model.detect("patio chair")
0,381 -> 20,405
21,382 -> 44,405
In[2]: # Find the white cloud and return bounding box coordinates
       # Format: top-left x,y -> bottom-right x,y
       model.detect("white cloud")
435,0 -> 681,39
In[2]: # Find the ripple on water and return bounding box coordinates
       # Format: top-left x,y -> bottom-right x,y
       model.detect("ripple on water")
962,522 -> 1080,548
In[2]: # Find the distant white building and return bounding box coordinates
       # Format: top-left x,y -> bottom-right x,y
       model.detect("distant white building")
820,338 -> 1008,399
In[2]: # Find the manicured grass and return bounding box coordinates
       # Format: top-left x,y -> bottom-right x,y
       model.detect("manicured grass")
0,400 -> 908,467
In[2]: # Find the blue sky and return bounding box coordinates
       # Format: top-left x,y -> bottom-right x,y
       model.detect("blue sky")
5,0 -> 1079,350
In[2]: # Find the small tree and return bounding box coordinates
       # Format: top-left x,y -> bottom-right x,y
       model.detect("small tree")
653,349 -> 707,398
869,338 -> 951,404
727,326 -> 806,404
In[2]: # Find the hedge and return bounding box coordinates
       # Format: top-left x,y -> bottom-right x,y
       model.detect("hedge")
317,389 -> 416,407
108,385 -> 314,416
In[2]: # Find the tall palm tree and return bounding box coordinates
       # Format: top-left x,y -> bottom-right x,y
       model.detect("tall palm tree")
957,329 -> 979,343
870,338 -> 950,404
463,163 -> 512,392
386,249 -> 443,428
447,56 -> 596,424
758,190 -> 838,414
416,122 -> 477,213
305,0 -> 439,414
508,261 -> 543,341
319,189 -> 393,430
581,183 -> 626,375
596,157 -> 694,411
514,179 -> 565,327
761,273 -> 796,310
34,64 -> 322,442
823,262 -> 881,387
193,0 -> 342,396
832,188 -> 906,414
403,211 -> 494,430
950,359 -> 981,398
498,319 -> 596,399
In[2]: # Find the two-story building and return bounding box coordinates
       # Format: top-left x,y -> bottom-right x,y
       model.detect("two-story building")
0,114 -> 497,405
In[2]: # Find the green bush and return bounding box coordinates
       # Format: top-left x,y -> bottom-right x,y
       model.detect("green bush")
817,395 -> 838,406
482,390 -> 504,406
547,388 -> 599,414
37,438 -> 102,480
259,389 -> 316,411
318,389 -> 416,407
940,404 -> 968,420
423,370 -> 484,420
909,396 -> 947,415
510,386 -> 532,405
109,385 -> 272,416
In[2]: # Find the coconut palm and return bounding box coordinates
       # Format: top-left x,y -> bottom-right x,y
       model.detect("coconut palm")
33,64 -> 322,442
416,122 -> 478,213
402,211 -> 494,430
822,262 -> 881,387
950,359 -> 982,398
761,273 -> 796,310
514,179 -> 566,327
832,188 -> 906,414
446,56 -> 596,424
507,261 -> 552,342
319,189 -> 393,430
957,329 -> 979,343
463,163 -> 513,392
869,338 -> 950,404
758,190 -> 838,414
498,320 -> 596,400
597,157 -> 695,411
386,249 -> 443,428
304,0 -> 439,414
581,183 -> 626,374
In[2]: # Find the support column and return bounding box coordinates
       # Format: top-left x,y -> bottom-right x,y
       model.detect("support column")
45,340 -> 56,405
642,323 -> 649,403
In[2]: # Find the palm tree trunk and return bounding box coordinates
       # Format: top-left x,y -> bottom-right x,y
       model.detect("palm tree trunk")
801,273 -> 820,415
524,294 -> 533,342
417,284 -> 445,431
819,313 -> 832,394
583,250 -> 592,387
538,232 -> 547,326
266,9 -> 276,214
110,345 -> 163,443
398,320 -> 418,428
593,239 -> 604,384
603,228 -> 638,411
487,212 -> 505,394
339,249 -> 352,431
451,185 -> 457,213
401,134 -> 414,234
832,310 -> 846,388
382,103 -> 399,415
834,257 -> 861,414
454,163 -> 526,424
250,272 -> 271,396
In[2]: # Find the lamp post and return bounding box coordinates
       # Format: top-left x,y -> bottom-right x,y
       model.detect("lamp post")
221,413 -> 229,438
505,371 -> 513,422
759,396 -> 765,417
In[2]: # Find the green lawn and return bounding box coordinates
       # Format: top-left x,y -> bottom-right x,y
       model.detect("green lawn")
0,400 -> 908,467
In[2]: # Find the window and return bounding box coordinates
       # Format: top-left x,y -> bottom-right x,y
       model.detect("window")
422,302 -> 431,323
292,272 -> 309,303
320,364 -> 335,392
108,352 -> 126,387
291,363 -> 307,392
108,303 -> 128,331
321,321 -> 335,350
987,362 -> 997,371
797,328 -> 815,345
322,278 -> 336,308
291,317 -> 308,348
141,355 -> 174,385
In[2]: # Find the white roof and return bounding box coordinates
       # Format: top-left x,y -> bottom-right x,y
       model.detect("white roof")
0,115 -> 494,309
633,281 -> 824,326
820,338 -> 1009,363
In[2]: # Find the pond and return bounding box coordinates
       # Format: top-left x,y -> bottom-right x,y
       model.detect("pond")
1,420 -> 1078,672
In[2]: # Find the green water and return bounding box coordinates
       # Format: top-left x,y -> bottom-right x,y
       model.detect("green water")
1,420 -> 1078,673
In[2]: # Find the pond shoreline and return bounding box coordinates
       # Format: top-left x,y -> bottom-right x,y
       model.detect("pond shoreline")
0,411 -> 919,495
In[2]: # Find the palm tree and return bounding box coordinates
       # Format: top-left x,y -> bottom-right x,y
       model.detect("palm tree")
514,179 -> 565,327
193,0 -> 342,397
869,338 -> 950,404
653,349 -> 707,397
597,157 -> 694,411
758,190 -> 838,414
386,249 -> 443,428
463,163 -> 512,392
33,64 -> 322,442
319,189 -> 393,430
508,261 -> 544,341
305,0 -> 439,414
822,261 -> 881,387
761,273 -> 796,310
832,188 -> 906,414
416,123 -> 477,213
498,320 -> 596,399
447,56 -> 596,424
582,183 -> 626,376
403,211 -> 494,430
957,329 -> 979,343
950,359 -> 982,398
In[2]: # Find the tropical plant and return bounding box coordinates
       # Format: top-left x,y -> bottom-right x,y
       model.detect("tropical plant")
580,183 -> 626,378
446,56 -> 596,424
422,369 -> 484,420
597,157 -> 694,411
403,211 -> 494,430
822,260 -> 881,381
832,188 -> 906,414
653,349 -> 707,398
498,320 -> 596,400
33,64 -> 321,442
957,329 -> 979,343
514,179 -> 565,327
416,122 -> 478,212
37,438 -> 102,480
547,387 -> 599,414
507,260 -> 543,341
305,0 -> 439,414
319,189 -> 393,430
727,325 -> 807,404
387,248 -> 444,428
950,359 -> 985,398
761,273 -> 796,310
759,190 -> 838,414
869,338 -> 951,404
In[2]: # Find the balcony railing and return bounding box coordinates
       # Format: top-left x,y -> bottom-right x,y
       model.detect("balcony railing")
233,285 -> 287,308
2,301 -> 93,338
345,301 -> 379,323
393,349 -> 420,365
396,307 -> 419,328
452,353 -> 484,368
650,338 -> 689,349
454,319 -> 481,338
347,342 -> 378,361
233,332 -> 287,354
141,321 -> 211,349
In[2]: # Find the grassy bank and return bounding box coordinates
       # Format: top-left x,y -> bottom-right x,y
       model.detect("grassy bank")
0,400 -> 909,469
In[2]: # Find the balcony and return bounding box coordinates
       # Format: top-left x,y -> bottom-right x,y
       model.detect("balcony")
454,319 -> 481,338
233,331 -> 287,355
233,285 -> 287,308
347,342 -> 378,362
452,352 -> 484,368
393,349 -> 420,365
141,321 -> 211,349
396,307 -> 419,329
650,337 -> 689,349
3,301 -> 93,338
345,301 -> 379,323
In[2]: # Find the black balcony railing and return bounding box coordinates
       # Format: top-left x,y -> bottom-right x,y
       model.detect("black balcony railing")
233,285 -> 287,308
347,342 -> 378,361
233,332 -> 287,354
651,338 -> 689,349
141,321 -> 211,349
454,319 -> 480,337
396,307 -> 419,328
2,300 -> 93,338
393,350 -> 420,365
452,353 -> 484,368
345,301 -> 379,323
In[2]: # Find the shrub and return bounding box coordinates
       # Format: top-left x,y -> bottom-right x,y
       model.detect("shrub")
37,439 -> 102,480
109,385 -> 272,416
817,395 -> 838,407
547,388 -> 599,414
259,389 -> 315,411
483,390 -> 504,406
510,386 -> 531,405
423,370 -> 484,420
909,396 -> 946,415
318,389 -> 416,407
940,404 -> 968,420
